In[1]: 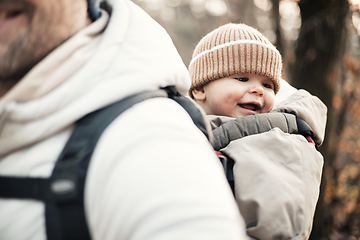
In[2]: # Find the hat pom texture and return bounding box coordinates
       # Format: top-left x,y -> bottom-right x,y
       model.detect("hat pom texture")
189,23 -> 282,95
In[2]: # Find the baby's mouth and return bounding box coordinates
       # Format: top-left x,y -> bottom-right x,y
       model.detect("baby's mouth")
238,103 -> 260,111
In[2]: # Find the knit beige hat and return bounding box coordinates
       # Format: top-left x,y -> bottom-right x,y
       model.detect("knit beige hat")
189,23 -> 282,96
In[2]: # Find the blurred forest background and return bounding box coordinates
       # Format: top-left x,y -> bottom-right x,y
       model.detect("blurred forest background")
132,0 -> 360,239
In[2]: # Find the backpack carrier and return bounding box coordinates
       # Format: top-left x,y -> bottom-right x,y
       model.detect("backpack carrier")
0,86 -> 225,240
0,86 -> 314,239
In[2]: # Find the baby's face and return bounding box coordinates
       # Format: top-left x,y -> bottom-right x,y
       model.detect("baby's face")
194,73 -> 275,118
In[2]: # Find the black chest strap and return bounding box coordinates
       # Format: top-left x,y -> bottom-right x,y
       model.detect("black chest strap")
0,86 -> 209,240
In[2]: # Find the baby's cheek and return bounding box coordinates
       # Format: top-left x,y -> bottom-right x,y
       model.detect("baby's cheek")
262,101 -> 274,113
224,92 -> 241,103
210,100 -> 232,116
264,93 -> 275,112
223,96 -> 240,113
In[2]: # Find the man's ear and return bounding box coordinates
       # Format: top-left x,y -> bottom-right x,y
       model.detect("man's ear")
192,86 -> 206,101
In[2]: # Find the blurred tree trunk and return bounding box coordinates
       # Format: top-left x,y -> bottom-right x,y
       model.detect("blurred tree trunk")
287,0 -> 350,239
271,0 -> 284,56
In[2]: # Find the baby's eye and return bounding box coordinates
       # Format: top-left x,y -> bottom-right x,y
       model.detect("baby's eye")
236,77 -> 248,82
263,83 -> 273,89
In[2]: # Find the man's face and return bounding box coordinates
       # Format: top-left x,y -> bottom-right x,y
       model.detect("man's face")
0,0 -> 89,83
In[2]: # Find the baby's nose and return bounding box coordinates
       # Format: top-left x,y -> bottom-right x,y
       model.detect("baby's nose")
251,85 -> 264,96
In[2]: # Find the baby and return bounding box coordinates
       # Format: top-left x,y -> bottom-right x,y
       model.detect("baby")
188,23 -> 326,240
189,23 -> 281,120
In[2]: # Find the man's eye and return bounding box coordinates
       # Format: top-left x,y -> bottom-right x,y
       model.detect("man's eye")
236,78 -> 248,82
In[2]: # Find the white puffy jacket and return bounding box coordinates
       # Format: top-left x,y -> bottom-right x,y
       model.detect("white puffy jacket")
0,1 -> 248,239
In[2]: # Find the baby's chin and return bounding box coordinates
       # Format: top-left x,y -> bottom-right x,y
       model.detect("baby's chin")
231,106 -> 261,118
228,112 -> 249,119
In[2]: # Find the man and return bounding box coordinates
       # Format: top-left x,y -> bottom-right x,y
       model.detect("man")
0,0 -> 248,239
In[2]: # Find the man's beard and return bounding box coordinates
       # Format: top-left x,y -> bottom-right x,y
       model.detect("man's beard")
0,30 -> 46,85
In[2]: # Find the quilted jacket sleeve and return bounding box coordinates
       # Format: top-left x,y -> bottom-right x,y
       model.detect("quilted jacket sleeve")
271,89 -> 327,146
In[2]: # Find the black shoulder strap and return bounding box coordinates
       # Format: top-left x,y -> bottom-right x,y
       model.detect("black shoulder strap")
162,86 -> 209,140
0,86 -> 210,240
47,89 -> 173,240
